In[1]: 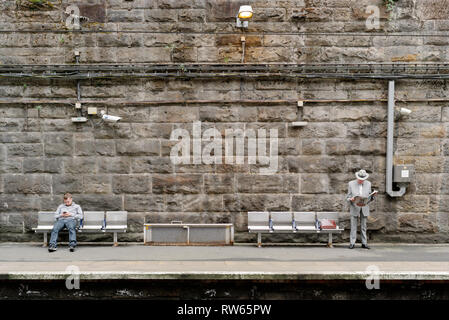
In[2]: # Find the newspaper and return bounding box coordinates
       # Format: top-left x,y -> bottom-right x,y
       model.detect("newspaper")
353,191 -> 378,207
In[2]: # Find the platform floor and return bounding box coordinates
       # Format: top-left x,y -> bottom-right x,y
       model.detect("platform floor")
1,243 -> 449,280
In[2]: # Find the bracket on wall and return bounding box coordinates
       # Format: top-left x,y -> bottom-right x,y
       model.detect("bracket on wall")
291,100 -> 308,126
291,121 -> 308,127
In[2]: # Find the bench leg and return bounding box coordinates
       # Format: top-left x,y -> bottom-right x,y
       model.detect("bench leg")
113,232 -> 118,247
257,233 -> 262,248
327,233 -> 333,248
43,233 -> 48,247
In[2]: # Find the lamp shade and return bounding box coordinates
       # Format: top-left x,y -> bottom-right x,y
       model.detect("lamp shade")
238,5 -> 253,19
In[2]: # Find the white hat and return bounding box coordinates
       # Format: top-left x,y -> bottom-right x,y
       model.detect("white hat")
355,169 -> 369,181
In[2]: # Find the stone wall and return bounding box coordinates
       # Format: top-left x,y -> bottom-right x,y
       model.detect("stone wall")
1,0 -> 449,243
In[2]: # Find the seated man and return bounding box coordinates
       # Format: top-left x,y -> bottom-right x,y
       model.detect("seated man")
48,193 -> 83,253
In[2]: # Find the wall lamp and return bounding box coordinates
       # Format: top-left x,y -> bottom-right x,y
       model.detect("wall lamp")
236,5 -> 253,28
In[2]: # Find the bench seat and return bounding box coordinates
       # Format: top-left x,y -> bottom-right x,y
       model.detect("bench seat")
34,210 -> 127,247
248,226 -> 271,232
248,211 -> 344,247
272,226 -> 294,231
295,226 -> 318,231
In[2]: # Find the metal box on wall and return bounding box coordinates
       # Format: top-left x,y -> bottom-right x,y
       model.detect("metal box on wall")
393,165 -> 415,183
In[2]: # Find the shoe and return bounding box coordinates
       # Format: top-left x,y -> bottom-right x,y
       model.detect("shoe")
349,244 -> 355,249
69,245 -> 76,252
48,246 -> 57,253
361,244 -> 370,249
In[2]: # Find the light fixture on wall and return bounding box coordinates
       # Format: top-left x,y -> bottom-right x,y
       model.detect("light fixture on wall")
399,107 -> 412,116
236,5 -> 253,28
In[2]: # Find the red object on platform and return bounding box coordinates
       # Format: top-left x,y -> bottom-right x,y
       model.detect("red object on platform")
320,219 -> 337,229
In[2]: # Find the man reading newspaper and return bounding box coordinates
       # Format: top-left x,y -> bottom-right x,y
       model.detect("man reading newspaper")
346,170 -> 378,250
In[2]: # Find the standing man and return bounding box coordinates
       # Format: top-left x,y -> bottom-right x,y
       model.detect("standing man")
346,170 -> 377,249
48,193 -> 83,253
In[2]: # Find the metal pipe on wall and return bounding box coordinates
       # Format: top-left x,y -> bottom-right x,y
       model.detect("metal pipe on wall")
386,80 -> 407,197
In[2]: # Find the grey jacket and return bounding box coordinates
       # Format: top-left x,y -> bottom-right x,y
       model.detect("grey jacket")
346,179 -> 373,217
55,202 -> 83,221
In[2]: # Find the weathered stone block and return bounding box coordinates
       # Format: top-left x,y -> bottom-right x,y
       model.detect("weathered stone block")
44,134 -> 73,157
52,175 -> 83,194
199,106 -> 258,122
288,156 -> 345,173
345,156 -> 374,174
5,174 -> 51,194
328,173 -> 355,194
112,175 -> 150,194
109,9 -> 144,23
0,132 -> 41,144
292,195 -> 343,211
0,195 -> 40,212
415,174 -> 442,195
145,9 -> 178,22
83,175 -> 112,194
246,47 -> 293,63
301,173 -> 329,194
116,140 -> 160,156
152,174 -> 203,194
398,213 -> 438,233
326,139 -> 361,156
289,122 -> 346,138
63,158 -> 97,174
132,123 -> 173,139
98,157 -> 131,174
167,194 -> 222,212
0,212 -> 24,233
150,106 -> 199,123
236,174 -> 299,193
197,47 -> 219,62
132,157 -> 174,174
0,159 -> 22,174
278,138 -> 300,156
257,106 -> 297,122
23,158 -> 62,174
301,139 -> 324,155
223,194 -> 263,212
74,195 -> 123,211
7,144 -> 43,157
124,194 -> 165,212
97,33 -> 143,48
396,139 -> 441,156
394,195 -> 430,212
204,174 -> 234,194
75,140 -> 95,156
178,9 -> 205,22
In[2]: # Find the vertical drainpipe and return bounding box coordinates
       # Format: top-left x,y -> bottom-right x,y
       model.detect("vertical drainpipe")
386,80 -> 406,197
76,53 -> 81,116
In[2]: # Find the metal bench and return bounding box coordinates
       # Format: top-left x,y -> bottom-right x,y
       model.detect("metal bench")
248,211 -> 344,248
78,211 -> 104,232
271,211 -> 294,231
33,210 -> 127,247
247,211 -> 271,242
294,211 -> 317,231
32,211 -> 81,247
104,211 -> 128,247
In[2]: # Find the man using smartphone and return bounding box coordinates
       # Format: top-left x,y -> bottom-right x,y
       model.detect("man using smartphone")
48,193 -> 83,252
